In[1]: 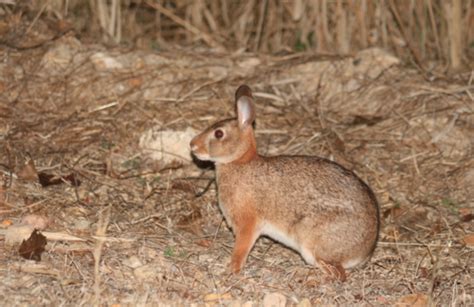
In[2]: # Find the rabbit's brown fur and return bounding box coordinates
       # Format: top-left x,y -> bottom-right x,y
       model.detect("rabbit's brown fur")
190,85 -> 380,280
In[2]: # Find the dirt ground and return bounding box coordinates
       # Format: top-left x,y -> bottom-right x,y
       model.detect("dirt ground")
1,31 -> 473,306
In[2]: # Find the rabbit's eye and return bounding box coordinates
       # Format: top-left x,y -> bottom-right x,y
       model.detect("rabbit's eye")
214,129 -> 224,139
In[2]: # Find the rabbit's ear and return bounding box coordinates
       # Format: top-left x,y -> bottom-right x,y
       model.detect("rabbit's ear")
236,85 -> 255,129
237,95 -> 255,129
235,84 -> 252,101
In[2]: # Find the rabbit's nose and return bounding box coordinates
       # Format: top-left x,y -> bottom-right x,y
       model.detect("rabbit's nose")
190,139 -> 198,151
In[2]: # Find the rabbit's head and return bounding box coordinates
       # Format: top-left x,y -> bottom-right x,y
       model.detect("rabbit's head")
190,85 -> 257,164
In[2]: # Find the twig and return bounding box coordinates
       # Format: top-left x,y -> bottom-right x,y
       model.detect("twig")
254,0 -> 268,52
177,78 -> 225,102
378,241 -> 463,248
426,0 -> 442,59
145,1 -> 224,51
130,214 -> 169,229
195,177 -> 215,197
388,0 -> 424,69
93,207 -> 111,307
25,1 -> 48,35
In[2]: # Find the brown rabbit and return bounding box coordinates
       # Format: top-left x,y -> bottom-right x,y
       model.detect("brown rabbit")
190,85 -> 379,280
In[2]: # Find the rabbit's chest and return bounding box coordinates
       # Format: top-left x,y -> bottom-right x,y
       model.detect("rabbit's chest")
216,169 -> 256,227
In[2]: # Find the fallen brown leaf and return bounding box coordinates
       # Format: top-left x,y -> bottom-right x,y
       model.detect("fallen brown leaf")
38,173 -> 63,186
38,172 -> 81,187
19,229 -> 47,261
418,266 -> 430,279
17,159 -> 38,181
1,219 -> 13,227
458,207 -> 471,216
460,214 -> 474,223
196,239 -> 212,248
127,77 -> 143,88
462,234 -> 474,246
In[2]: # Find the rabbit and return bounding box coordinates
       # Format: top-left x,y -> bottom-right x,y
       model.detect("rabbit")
190,85 -> 380,280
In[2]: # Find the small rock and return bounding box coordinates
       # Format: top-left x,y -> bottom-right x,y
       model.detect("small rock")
40,38 -> 83,74
139,127 -> 196,164
133,264 -> 160,281
297,298 -> 311,307
263,292 -> 287,307
21,214 -> 49,230
123,255 -> 143,269
90,52 -> 123,71
4,224 -> 34,245
73,218 -> 91,231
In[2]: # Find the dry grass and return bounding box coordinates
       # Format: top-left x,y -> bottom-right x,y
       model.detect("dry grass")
0,7 -> 473,306
3,0 -> 472,70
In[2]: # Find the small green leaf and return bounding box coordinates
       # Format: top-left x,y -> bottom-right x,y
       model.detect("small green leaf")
164,246 -> 175,258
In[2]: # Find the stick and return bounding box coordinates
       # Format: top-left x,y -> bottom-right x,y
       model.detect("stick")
145,1 -> 224,51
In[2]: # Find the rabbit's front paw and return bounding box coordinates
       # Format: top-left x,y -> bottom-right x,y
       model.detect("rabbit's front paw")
230,257 -> 243,274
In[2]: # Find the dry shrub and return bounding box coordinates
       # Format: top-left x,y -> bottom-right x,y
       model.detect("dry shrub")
8,0 -> 472,70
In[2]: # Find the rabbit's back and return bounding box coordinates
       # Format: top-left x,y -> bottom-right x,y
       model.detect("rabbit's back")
217,155 -> 376,213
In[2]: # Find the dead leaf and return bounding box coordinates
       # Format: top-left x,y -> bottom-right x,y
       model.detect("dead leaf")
459,207 -> 471,216
4,224 -> 35,245
127,77 -> 143,88
38,172 -> 81,187
376,296 -> 389,304
459,208 -> 474,223
460,214 -> 474,222
395,293 -> 429,307
351,115 -> 384,126
196,239 -> 212,248
383,206 -> 404,219
0,20 -> 8,36
462,234 -> 474,246
17,159 -> 38,181
172,180 -> 196,193
63,173 -> 81,186
459,208 -> 473,223
418,266 -> 430,278
56,19 -> 73,33
19,229 -> 47,261
1,219 -> 13,227
176,204 -> 203,235
38,173 -> 63,186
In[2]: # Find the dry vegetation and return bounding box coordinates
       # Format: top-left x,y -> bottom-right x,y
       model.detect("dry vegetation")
10,0 -> 474,69
0,1 -> 473,306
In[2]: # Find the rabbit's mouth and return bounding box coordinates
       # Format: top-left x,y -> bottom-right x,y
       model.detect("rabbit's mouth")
191,149 -> 211,161
190,140 -> 211,161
